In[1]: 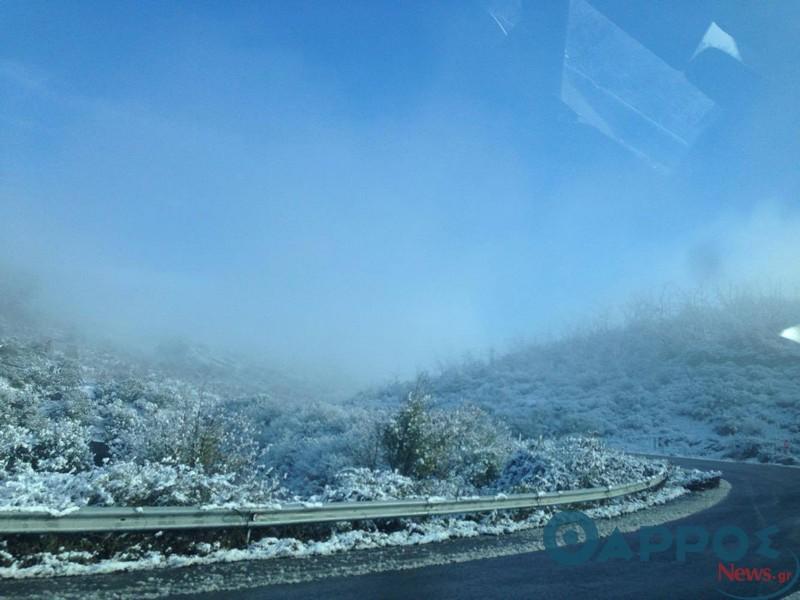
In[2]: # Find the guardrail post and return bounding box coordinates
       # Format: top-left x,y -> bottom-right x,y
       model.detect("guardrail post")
245,512 -> 254,545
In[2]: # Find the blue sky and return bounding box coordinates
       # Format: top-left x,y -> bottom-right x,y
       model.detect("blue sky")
2,1 -> 800,385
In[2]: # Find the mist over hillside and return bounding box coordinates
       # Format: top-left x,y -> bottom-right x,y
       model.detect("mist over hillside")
0,262 -> 786,574
357,289 -> 800,464
5,251 -> 800,467
0,261 -> 349,403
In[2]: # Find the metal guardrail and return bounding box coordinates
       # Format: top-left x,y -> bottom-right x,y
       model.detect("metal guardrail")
0,473 -> 666,535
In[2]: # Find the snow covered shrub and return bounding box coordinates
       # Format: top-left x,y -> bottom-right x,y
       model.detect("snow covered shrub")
108,395 -> 265,478
243,397 -> 380,493
101,398 -> 146,458
737,419 -> 764,437
88,460 -> 281,507
24,418 -> 93,473
0,384 -> 41,429
667,466 -> 721,491
0,419 -> 92,474
381,393 -> 514,488
712,414 -> 764,437
0,340 -> 95,473
0,469 -> 94,513
0,383 -> 91,474
496,448 -> 551,493
46,386 -> 93,423
0,460 -> 283,510
0,424 -> 34,472
496,436 -> 664,493
381,392 -> 447,479
723,439 -> 761,461
555,411 -> 607,436
319,468 -> 419,502
437,404 -> 515,488
342,410 -> 387,471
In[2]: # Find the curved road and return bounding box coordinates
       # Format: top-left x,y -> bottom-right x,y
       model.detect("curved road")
1,457 -> 798,599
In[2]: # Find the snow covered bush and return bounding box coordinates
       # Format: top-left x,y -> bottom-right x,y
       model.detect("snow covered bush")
21,419 -> 93,474
0,469 -> 94,513
319,468 -> 419,502
0,424 -> 34,473
495,436 -> 665,493
380,391 -> 514,488
667,466 -> 721,491
437,404 -> 515,489
381,392 -> 446,480
246,397 -> 386,493
88,460 -> 281,507
0,459 -> 283,511
0,384 -> 91,474
119,398 -> 265,476
0,383 -> 40,428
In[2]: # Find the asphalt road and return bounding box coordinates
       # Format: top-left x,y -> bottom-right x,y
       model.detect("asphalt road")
192,457 -> 800,600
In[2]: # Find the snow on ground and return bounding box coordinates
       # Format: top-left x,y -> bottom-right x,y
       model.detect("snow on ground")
0,470 -> 711,580
0,438 -> 718,579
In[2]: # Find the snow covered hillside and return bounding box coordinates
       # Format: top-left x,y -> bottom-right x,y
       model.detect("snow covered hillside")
357,291 -> 800,464
0,328 -> 693,510
0,281 -> 722,576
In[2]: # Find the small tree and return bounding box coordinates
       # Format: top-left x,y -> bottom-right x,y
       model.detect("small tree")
381,391 -> 446,479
